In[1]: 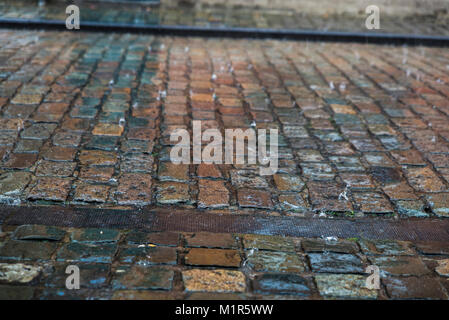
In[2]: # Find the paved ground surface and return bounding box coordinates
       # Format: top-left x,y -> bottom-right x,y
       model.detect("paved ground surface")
1,28 -> 449,299
1,30 -> 449,218
0,224 -> 448,299
1,0 -> 449,36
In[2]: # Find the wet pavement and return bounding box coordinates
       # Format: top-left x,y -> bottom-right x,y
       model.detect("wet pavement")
0,224 -> 448,299
1,0 -> 449,36
1,30 -> 449,219
1,27 -> 449,299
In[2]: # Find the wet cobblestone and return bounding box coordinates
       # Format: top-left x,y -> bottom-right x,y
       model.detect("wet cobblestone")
1,27 -> 449,300
0,31 -> 449,219
0,224 -> 448,299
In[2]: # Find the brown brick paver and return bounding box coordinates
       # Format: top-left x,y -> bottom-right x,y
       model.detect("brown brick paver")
1,6 -> 449,300
0,225 -> 447,299
1,30 -> 449,219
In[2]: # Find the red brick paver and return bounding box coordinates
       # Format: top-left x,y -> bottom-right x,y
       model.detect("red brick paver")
0,30 -> 449,220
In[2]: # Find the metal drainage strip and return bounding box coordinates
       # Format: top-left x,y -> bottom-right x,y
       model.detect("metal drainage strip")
1,205 -> 449,242
1,18 -> 449,47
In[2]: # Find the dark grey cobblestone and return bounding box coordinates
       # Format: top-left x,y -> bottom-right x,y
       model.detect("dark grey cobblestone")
0,224 -> 447,299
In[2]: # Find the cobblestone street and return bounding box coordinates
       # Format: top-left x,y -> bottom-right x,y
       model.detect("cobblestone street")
0,224 -> 448,299
0,12 -> 449,300
1,30 -> 449,218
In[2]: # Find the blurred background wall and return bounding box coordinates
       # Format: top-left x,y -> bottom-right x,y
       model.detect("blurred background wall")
47,0 -> 449,17
163,0 -> 448,16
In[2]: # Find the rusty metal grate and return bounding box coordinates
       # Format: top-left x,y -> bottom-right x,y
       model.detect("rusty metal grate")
1,205 -> 449,241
